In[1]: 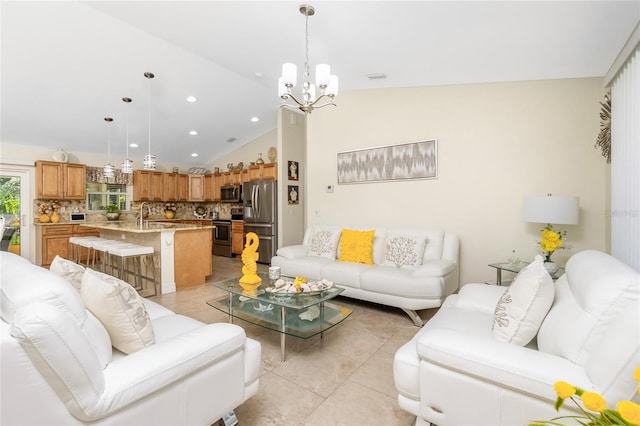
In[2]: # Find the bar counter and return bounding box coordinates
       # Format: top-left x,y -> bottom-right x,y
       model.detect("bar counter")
81,221 -> 215,294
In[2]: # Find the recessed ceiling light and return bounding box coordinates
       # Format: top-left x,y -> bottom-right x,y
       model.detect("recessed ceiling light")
186,96 -> 197,103
189,130 -> 198,136
129,143 -> 138,148
254,72 -> 264,78
191,153 -> 199,157
250,117 -> 259,122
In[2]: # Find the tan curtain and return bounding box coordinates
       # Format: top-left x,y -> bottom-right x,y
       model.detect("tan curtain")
86,166 -> 133,185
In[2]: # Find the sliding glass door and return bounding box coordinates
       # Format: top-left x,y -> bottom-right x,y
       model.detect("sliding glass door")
0,168 -> 30,258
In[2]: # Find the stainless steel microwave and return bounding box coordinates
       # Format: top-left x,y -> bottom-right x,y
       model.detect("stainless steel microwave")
220,185 -> 242,203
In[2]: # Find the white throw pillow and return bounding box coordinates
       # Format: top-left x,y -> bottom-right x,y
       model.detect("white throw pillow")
49,255 -> 85,292
81,268 -> 155,354
492,255 -> 554,346
383,233 -> 427,270
308,228 -> 342,259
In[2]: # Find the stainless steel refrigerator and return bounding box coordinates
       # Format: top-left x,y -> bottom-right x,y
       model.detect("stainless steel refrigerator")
242,180 -> 277,264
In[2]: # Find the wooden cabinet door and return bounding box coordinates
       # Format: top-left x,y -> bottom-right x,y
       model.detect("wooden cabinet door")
150,172 -> 163,201
163,173 -> 178,201
232,221 -> 244,255
37,161 -> 64,198
64,163 -> 86,199
188,175 -> 205,201
133,170 -> 150,201
177,174 -> 189,201
213,174 -> 222,201
204,175 -> 213,201
262,163 -> 277,180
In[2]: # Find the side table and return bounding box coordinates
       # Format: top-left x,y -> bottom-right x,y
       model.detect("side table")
488,261 -> 565,286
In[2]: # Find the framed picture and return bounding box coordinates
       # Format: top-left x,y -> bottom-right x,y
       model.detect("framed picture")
288,185 -> 299,205
337,139 -> 437,184
288,161 -> 299,181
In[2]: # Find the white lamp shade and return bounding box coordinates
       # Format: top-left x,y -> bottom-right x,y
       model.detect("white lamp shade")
326,75 -> 339,96
315,64 -> 330,87
523,196 -> 579,225
282,63 -> 297,87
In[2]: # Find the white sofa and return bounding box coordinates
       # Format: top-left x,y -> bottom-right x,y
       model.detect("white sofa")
393,250 -> 640,426
271,225 -> 459,326
0,252 -> 261,425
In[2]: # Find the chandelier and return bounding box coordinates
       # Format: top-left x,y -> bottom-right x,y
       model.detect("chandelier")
121,97 -> 133,174
278,4 -> 338,114
143,72 -> 157,170
103,117 -> 115,179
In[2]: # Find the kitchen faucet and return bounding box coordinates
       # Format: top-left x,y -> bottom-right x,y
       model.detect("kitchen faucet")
138,202 -> 151,229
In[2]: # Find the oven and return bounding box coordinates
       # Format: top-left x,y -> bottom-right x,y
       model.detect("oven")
213,220 -> 232,257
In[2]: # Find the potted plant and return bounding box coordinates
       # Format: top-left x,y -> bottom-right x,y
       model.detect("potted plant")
103,203 -> 120,221
8,229 -> 20,255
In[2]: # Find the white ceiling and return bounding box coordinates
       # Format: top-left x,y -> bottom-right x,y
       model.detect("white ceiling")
2,1 -> 638,167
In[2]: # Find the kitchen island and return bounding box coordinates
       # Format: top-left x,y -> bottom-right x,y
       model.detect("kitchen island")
82,221 -> 214,294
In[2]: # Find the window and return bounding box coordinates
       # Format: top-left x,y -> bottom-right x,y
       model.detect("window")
86,183 -> 128,211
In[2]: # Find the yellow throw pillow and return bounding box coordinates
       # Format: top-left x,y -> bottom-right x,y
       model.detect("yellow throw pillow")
339,229 -> 375,265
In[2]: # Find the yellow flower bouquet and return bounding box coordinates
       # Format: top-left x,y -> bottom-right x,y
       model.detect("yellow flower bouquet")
539,225 -> 567,263
530,368 -> 640,426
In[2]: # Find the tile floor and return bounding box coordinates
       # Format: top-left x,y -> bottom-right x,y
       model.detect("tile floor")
149,256 -> 439,426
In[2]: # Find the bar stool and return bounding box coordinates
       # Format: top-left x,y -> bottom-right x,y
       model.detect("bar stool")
70,236 -> 105,265
108,244 -> 157,297
90,240 -> 133,273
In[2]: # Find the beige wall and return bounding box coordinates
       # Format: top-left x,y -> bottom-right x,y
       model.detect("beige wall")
306,78 -> 609,286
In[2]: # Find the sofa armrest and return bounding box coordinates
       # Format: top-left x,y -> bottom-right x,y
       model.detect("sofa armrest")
100,323 -> 248,418
416,327 -> 592,401
451,283 -> 505,315
276,244 -> 309,259
412,259 -> 456,277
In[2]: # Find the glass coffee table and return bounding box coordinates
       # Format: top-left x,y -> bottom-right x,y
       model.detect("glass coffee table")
207,273 -> 352,362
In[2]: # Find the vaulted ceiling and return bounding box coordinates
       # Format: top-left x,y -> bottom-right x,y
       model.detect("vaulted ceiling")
2,1 -> 638,166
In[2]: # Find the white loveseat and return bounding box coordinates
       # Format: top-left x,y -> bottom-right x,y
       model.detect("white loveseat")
0,252 -> 261,425
393,250 -> 640,426
271,225 -> 459,326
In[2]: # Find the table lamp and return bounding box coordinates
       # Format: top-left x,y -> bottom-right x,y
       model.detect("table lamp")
523,194 -> 579,271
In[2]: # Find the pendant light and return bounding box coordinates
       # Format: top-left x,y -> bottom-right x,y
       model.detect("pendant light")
121,97 -> 133,174
103,117 -> 115,179
142,72 -> 157,170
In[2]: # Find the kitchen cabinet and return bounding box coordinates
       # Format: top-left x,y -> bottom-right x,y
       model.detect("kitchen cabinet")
213,173 -> 222,201
36,161 -> 86,200
162,173 -> 178,201
36,224 -> 100,268
188,174 -> 205,201
248,162 -> 277,181
232,221 -> 244,255
204,175 -> 213,201
133,170 -> 163,201
177,174 -> 189,201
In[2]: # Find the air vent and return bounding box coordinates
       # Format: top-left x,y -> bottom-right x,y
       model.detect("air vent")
226,137 -> 237,143
366,73 -> 387,80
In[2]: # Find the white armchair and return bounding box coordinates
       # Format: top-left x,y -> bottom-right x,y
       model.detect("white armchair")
394,250 -> 639,426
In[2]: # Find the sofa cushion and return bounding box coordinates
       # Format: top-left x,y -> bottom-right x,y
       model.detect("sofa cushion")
0,252 -> 85,324
50,255 -> 85,292
537,250 -> 639,366
383,232 -> 427,270
361,266 -> 443,299
81,268 -> 155,354
339,229 -> 375,265
307,227 -> 342,259
322,261 -> 371,289
492,255 -> 554,346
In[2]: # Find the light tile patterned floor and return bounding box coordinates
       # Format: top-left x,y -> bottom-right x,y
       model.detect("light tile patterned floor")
149,256 -> 438,426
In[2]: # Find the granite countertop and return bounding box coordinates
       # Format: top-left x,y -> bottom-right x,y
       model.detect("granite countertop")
79,221 -> 215,233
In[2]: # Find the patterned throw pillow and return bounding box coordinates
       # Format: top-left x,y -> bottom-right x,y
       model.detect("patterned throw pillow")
308,229 -> 341,259
383,234 -> 427,270
49,255 -> 85,292
81,268 -> 155,354
492,255 -> 554,346
338,229 -> 375,265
